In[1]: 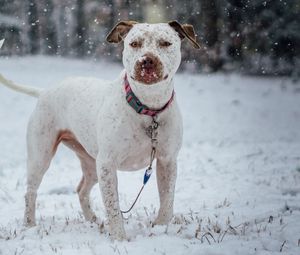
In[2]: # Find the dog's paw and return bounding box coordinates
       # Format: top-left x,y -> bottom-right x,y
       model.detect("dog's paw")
109,226 -> 127,241
109,231 -> 128,241
23,221 -> 36,228
153,214 -> 172,226
85,213 -> 98,223
23,218 -> 36,228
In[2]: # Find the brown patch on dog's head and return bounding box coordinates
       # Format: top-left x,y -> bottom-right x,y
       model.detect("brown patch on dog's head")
133,53 -> 164,85
106,20 -> 138,43
168,21 -> 200,49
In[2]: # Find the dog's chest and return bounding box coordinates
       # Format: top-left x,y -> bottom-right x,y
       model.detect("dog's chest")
93,81 -> 182,171
117,120 -> 157,171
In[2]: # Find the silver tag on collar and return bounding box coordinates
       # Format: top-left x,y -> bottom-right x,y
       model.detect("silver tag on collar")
146,118 -> 159,139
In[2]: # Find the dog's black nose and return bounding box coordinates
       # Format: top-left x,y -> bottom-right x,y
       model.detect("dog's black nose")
142,57 -> 154,69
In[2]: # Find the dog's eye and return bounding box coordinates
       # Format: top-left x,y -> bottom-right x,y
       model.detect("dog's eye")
130,41 -> 142,48
159,41 -> 172,47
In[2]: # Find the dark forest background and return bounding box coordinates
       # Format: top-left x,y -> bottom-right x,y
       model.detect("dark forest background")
0,0 -> 299,76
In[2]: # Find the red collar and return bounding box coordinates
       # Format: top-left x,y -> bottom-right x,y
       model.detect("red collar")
124,74 -> 175,117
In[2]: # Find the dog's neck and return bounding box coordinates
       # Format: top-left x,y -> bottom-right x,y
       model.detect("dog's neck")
123,71 -> 175,110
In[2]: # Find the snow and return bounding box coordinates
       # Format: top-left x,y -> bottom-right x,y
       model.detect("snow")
0,56 -> 300,254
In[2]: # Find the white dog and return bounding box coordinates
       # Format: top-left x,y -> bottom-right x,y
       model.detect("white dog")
0,21 -> 199,240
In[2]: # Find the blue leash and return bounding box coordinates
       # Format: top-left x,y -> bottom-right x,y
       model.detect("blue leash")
120,117 -> 158,214
119,170 -> 152,214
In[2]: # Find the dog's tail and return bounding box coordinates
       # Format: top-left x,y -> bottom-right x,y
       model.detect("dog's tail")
0,74 -> 41,98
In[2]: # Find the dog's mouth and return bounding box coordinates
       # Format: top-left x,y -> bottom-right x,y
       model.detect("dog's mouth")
133,54 -> 164,85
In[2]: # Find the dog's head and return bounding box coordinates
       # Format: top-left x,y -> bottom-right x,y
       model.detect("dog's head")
106,21 -> 200,85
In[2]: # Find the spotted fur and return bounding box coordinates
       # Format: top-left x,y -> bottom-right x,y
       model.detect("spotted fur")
0,21 -> 200,241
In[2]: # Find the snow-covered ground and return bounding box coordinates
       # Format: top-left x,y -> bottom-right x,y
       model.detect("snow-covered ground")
0,56 -> 299,255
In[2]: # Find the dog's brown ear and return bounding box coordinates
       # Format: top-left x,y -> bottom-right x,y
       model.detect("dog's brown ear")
168,21 -> 200,49
106,21 -> 138,43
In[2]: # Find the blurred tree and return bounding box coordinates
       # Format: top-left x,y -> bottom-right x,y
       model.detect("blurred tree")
27,0 -> 39,54
74,0 -> 86,57
225,0 -> 244,61
0,0 -> 24,55
103,0 -> 115,58
40,0 -> 58,55
201,0 -> 222,71
0,0 -> 299,75
241,0 -> 300,75
174,0 -> 201,71
104,0 -> 114,30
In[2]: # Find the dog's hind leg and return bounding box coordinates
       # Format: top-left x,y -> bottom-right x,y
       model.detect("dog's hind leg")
76,156 -> 98,222
59,131 -> 98,222
24,110 -> 58,227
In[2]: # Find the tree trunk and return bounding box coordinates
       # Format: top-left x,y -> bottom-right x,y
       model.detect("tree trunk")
43,0 -> 58,55
201,0 -> 222,71
27,0 -> 39,54
74,0 -> 86,57
201,0 -> 218,47
103,0 -> 115,58
226,0 -> 243,61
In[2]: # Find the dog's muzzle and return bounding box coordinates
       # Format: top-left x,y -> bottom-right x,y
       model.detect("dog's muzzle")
133,53 -> 166,85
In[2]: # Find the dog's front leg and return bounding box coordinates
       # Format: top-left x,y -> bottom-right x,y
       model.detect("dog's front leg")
96,156 -> 126,240
154,158 -> 177,225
